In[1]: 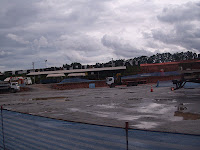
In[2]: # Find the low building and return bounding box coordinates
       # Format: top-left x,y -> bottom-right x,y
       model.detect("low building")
27,66 -> 126,83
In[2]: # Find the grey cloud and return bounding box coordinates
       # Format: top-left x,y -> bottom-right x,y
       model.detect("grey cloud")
1,0 -> 199,72
55,34 -> 105,53
101,34 -> 152,57
157,2 -> 200,23
150,25 -> 200,51
7,34 -> 30,44
147,2 -> 200,52
0,0 -> 40,28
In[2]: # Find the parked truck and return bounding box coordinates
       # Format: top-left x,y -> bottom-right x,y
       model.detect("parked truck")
106,73 -> 122,88
0,81 -> 20,93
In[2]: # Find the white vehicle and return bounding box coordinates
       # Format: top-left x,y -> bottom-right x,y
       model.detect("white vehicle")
0,81 -> 20,93
106,73 -> 122,88
106,77 -> 115,87
10,82 -> 20,92
25,77 -> 32,85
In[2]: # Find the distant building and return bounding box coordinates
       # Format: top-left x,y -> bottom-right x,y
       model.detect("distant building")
27,66 -> 126,83
140,59 -> 200,73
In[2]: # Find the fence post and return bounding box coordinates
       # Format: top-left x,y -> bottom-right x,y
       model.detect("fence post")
125,122 -> 129,150
1,106 -> 5,150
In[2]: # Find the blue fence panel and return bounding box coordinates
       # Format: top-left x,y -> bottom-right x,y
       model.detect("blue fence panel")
155,81 -> 174,87
0,110 -> 4,150
184,82 -> 200,89
129,129 -> 200,150
1,110 -> 126,150
1,110 -> 200,150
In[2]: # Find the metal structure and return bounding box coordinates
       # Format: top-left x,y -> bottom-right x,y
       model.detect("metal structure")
172,69 -> 200,89
0,108 -> 200,150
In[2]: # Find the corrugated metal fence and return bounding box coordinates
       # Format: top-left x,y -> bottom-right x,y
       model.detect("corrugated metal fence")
1,108 -> 200,150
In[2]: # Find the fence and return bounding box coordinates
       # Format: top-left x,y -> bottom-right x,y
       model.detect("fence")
1,108 -> 200,150
156,81 -> 200,88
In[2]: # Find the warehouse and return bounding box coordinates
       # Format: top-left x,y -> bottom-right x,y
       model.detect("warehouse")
27,66 -> 126,83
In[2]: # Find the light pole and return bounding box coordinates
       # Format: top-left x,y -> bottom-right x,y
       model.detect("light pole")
45,60 -> 47,68
32,62 -> 35,69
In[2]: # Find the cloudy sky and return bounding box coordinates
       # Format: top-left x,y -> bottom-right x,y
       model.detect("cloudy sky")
0,0 -> 200,71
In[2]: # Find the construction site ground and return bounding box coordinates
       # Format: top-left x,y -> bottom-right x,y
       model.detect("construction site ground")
0,83 -> 200,135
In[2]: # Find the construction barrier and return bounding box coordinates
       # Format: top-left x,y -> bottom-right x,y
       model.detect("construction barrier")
1,108 -> 200,150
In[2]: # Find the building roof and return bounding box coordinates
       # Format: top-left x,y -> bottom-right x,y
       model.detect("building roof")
47,73 -> 66,78
27,66 -> 126,76
4,77 -> 10,82
68,73 -> 86,77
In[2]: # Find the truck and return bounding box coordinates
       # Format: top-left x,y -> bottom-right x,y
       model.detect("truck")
106,73 -> 122,88
106,73 -> 146,88
0,81 -> 20,93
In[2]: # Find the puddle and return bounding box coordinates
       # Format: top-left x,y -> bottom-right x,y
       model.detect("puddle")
132,121 -> 159,129
97,103 -> 117,109
118,115 -> 141,121
137,103 -> 174,114
69,108 -> 80,112
94,111 -> 141,121
31,97 -> 68,101
174,111 -> 200,120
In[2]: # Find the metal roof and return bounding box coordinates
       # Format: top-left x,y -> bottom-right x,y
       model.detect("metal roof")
27,66 -> 126,76
47,73 -> 66,78
4,77 -> 10,82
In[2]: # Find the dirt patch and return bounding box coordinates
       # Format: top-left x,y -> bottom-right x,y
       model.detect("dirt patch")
20,87 -> 31,92
95,97 -> 101,98
32,97 -> 68,101
174,111 -> 200,120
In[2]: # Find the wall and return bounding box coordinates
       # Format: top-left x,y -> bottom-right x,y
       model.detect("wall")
51,80 -> 107,90
51,75 -> 181,90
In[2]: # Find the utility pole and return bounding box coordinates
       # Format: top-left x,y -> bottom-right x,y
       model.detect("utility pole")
32,62 -> 35,69
45,60 -> 47,68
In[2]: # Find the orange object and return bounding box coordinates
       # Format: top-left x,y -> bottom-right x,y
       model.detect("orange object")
151,85 -> 153,92
171,87 -> 174,91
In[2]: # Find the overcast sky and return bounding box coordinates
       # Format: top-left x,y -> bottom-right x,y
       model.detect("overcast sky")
0,0 -> 200,71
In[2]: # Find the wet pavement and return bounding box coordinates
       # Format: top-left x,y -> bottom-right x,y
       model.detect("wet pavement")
0,83 -> 200,135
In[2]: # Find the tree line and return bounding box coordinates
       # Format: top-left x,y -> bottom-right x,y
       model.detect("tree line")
62,51 -> 200,69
